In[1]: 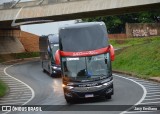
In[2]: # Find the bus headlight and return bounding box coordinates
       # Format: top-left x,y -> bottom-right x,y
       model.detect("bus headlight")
103,83 -> 108,86
62,84 -> 74,90
53,66 -> 58,69
103,80 -> 113,86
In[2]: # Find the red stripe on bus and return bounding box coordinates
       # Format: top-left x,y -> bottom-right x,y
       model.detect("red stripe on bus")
60,47 -> 110,57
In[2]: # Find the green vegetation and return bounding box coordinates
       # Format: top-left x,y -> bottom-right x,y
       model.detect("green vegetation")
83,10 -> 160,33
0,80 -> 8,97
109,37 -> 160,49
14,52 -> 39,59
112,37 -> 160,78
0,52 -> 40,63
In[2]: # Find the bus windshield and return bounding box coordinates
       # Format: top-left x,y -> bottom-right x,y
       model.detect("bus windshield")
50,43 -> 59,57
62,53 -> 111,80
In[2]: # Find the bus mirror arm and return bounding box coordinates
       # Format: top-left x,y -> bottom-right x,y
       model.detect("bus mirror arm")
109,44 -> 115,61
55,50 -> 61,65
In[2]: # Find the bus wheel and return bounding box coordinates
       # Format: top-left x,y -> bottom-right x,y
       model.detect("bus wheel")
65,96 -> 72,103
105,95 -> 112,99
43,69 -> 46,73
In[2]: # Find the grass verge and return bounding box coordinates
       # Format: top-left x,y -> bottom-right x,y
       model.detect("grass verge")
112,37 -> 160,79
0,80 -> 8,97
109,36 -> 159,49
0,52 -> 40,63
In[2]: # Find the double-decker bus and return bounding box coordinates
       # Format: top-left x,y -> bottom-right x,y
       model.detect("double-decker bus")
56,22 -> 114,102
39,34 -> 61,77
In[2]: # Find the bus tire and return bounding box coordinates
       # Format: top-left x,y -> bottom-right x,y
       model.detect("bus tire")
43,69 -> 46,73
65,96 -> 72,103
105,95 -> 112,99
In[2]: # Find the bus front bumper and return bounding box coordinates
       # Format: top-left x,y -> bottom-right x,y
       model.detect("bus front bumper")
64,82 -> 113,99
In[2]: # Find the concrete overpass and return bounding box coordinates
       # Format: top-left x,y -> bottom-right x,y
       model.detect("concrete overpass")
0,0 -> 160,29
0,0 -> 160,54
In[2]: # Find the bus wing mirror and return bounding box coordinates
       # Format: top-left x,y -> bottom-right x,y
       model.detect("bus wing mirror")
55,50 -> 61,65
109,44 -> 115,61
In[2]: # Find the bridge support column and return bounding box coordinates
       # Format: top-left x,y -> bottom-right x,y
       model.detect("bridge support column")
0,29 -> 25,54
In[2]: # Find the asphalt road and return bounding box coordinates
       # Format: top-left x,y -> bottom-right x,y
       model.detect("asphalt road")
1,61 -> 160,114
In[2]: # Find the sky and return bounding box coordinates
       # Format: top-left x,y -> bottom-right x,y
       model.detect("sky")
20,20 -> 76,36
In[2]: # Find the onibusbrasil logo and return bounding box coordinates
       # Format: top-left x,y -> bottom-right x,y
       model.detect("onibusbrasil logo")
2,106 -> 42,112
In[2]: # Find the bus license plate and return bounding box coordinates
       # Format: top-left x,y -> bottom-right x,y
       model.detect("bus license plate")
85,94 -> 94,98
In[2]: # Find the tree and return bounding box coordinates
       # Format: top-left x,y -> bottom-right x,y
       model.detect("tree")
83,10 -> 160,34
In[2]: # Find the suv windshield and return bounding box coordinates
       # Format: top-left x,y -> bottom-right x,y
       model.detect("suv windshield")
62,53 -> 111,79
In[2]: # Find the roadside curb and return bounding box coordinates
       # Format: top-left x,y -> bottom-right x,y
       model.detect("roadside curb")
113,70 -> 160,83
1,57 -> 40,65
149,77 -> 160,83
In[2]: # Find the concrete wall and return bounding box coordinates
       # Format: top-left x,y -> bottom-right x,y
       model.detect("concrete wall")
126,23 -> 160,38
18,31 -> 39,52
0,30 -> 25,54
0,30 -> 39,54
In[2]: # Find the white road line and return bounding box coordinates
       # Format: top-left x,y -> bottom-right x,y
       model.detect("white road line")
6,85 -> 27,88
147,89 -> 160,91
144,98 -> 160,100
0,99 -> 28,103
0,96 -> 31,100
145,86 -> 160,89
8,93 -> 32,96
2,81 -> 21,84
144,85 -> 160,87
140,83 -> 159,86
113,74 -> 147,114
9,87 -> 29,90
147,90 -> 160,92
145,95 -> 160,98
6,83 -> 25,86
0,101 -> 26,105
1,64 -> 35,114
147,92 -> 160,94
140,101 -> 160,105
10,89 -> 30,92
132,80 -> 151,83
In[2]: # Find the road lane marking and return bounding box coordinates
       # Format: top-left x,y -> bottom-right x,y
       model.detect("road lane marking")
147,90 -> 160,92
145,86 -> 160,89
0,96 -> 31,100
147,92 -> 160,94
114,74 -> 147,114
0,64 -> 35,114
139,83 -> 159,86
0,101 -> 26,105
0,99 -> 28,103
145,95 -> 160,98
144,98 -> 160,100
140,101 -> 160,105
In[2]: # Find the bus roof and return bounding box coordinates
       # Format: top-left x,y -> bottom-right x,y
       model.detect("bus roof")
59,22 -> 105,30
59,22 -> 109,52
48,34 -> 59,44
